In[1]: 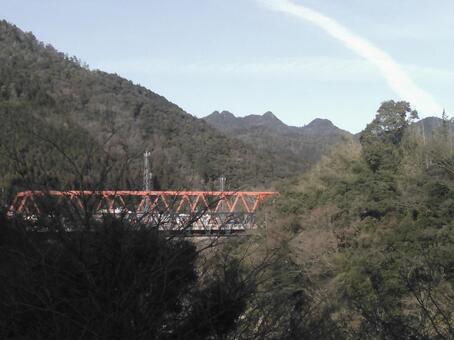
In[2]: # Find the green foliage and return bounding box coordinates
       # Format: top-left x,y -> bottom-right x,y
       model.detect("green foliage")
269,102 -> 454,338
360,101 -> 418,173
0,211 -> 252,339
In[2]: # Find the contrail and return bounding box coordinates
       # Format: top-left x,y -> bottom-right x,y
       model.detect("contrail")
259,0 -> 443,114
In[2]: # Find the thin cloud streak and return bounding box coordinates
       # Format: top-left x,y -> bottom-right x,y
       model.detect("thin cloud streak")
96,58 -> 454,84
96,57 -> 377,80
259,0 -> 443,114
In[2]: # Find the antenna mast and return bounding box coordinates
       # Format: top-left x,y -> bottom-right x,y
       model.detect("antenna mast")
144,151 -> 152,191
219,175 -> 226,192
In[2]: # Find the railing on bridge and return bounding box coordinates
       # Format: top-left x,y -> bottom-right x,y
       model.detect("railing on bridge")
8,190 -> 277,235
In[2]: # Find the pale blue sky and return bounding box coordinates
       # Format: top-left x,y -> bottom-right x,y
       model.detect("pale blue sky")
2,0 -> 454,132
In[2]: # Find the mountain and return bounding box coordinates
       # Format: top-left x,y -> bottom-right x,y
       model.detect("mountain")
205,110 -> 289,132
0,20 -> 308,194
204,111 -> 353,174
413,116 -> 444,136
392,116 -> 447,140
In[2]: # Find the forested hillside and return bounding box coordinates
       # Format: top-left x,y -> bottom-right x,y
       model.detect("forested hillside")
0,20 -> 310,196
242,101 -> 454,338
204,110 -> 352,174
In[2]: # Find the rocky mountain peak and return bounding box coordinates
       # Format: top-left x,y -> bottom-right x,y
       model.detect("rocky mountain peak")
306,118 -> 335,129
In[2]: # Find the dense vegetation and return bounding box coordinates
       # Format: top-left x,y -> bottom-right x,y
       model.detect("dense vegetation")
0,210 -> 256,339
6,100 -> 453,339
252,101 -> 454,338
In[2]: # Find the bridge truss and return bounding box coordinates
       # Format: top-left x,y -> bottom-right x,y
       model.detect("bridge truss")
8,191 -> 277,235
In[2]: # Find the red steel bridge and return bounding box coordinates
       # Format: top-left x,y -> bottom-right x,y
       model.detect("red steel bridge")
8,190 -> 277,235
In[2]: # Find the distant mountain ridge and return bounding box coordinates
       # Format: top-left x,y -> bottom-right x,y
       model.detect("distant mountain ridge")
413,116 -> 444,136
204,111 -> 353,174
205,110 -> 349,133
206,110 -> 288,132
